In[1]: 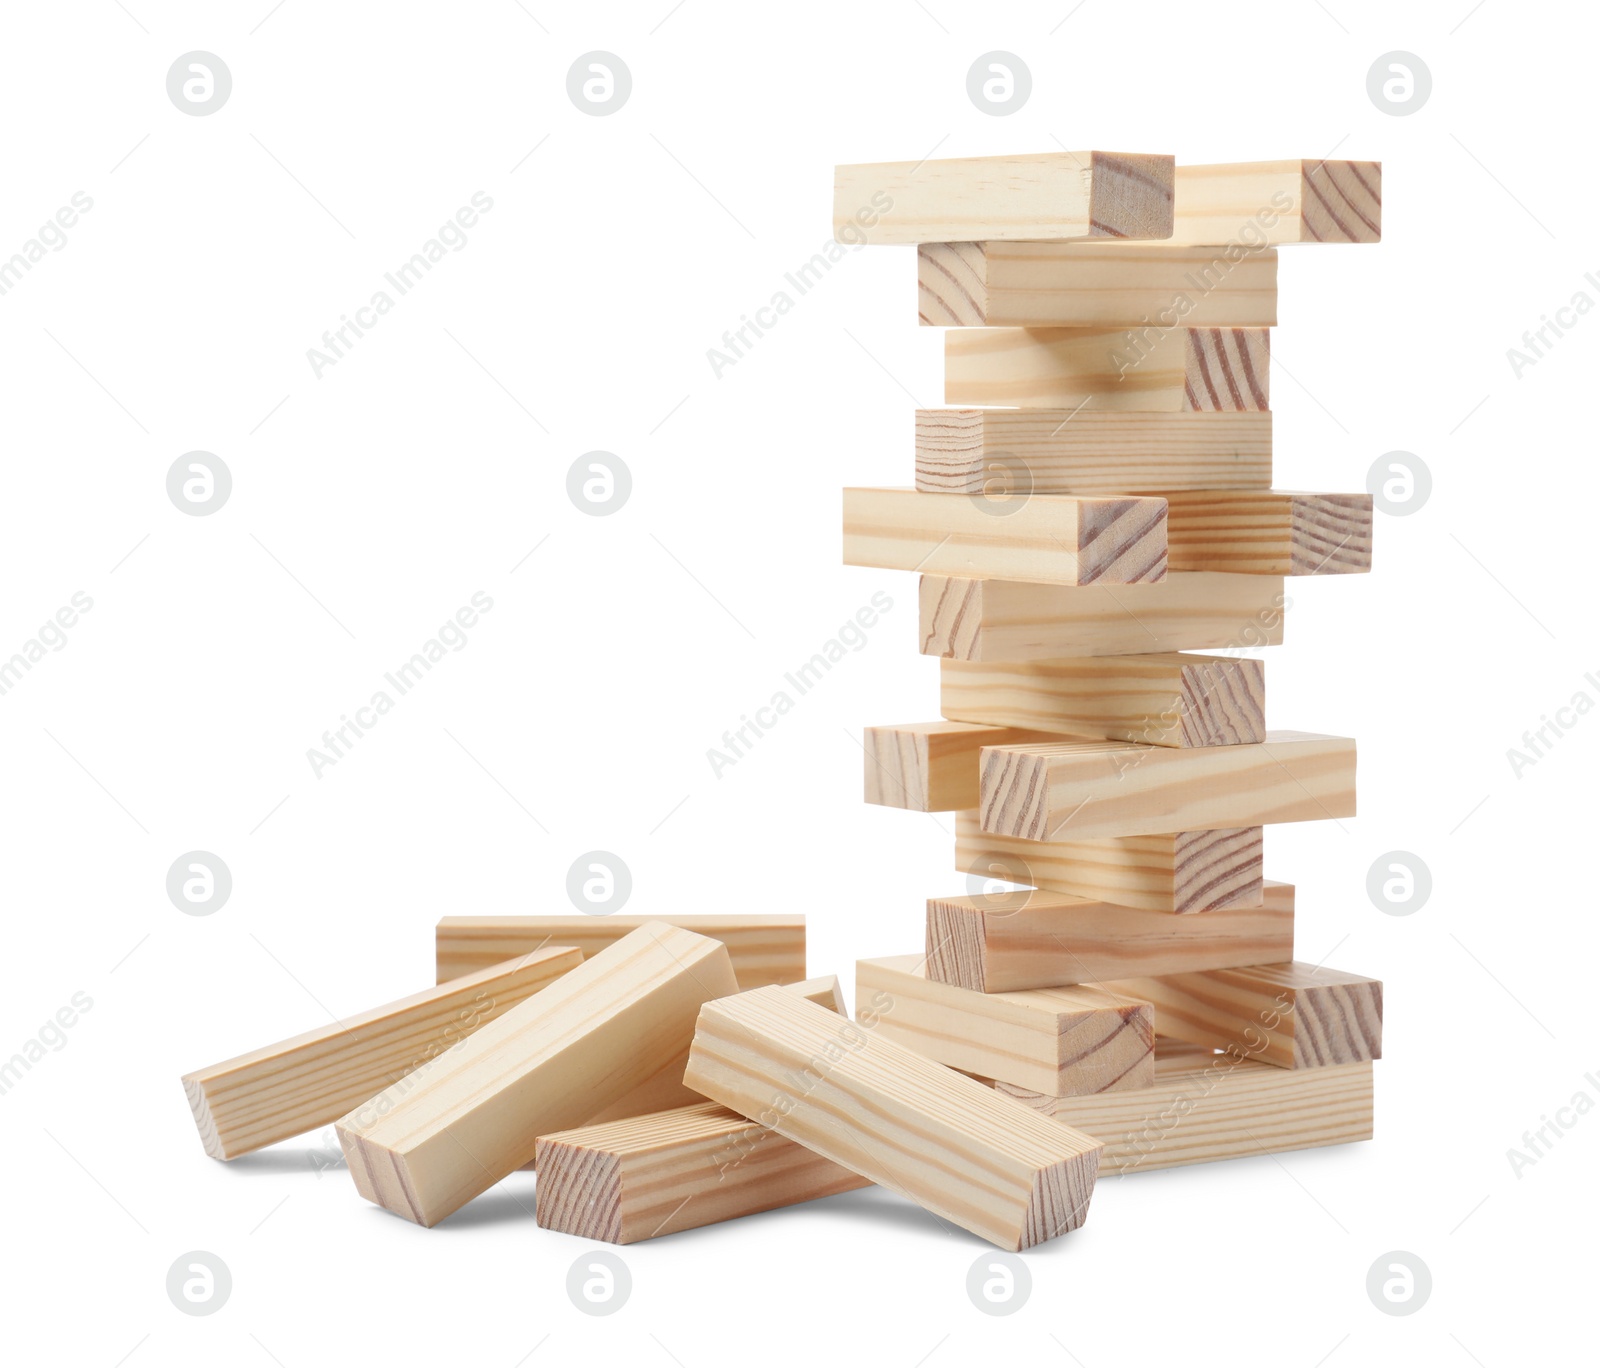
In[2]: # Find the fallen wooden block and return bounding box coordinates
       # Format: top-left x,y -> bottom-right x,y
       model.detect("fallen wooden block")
998,1039 -> 1373,1174
920,572 -> 1286,663
1164,490 -> 1373,575
945,326 -> 1269,412
915,409 -> 1271,496
925,880 -> 1293,993
336,921 -> 738,1226
941,652 -> 1266,747
843,487 -> 1168,586
435,915 -> 804,990
857,954 -> 1154,1096
918,241 -> 1277,327
955,814 -> 1264,913
1161,159 -> 1381,246
685,986 -> 1104,1250
980,730 -> 1356,841
1095,961 -> 1383,1069
834,150 -> 1174,245
180,946 -> 582,1161
864,720 -> 1062,811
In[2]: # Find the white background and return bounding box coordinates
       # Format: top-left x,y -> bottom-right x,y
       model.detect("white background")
1,1 -> 1593,1364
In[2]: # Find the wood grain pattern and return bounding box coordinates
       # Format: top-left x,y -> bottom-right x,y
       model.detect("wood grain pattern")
857,954 -> 1154,1096
925,880 -> 1292,994
835,150 -> 1174,244
914,408 -> 1271,495
920,572 -> 1286,663
918,241 -> 1277,327
864,720 -> 1063,812
336,922 -> 738,1227
844,487 -> 1168,586
1159,160 -> 1381,246
684,986 -> 1104,1250
1164,490 -> 1373,575
979,730 -> 1356,841
181,946 -> 582,1161
435,915 -> 804,990
944,326 -> 1270,412
941,652 -> 1266,748
1095,962 -> 1383,1069
998,1039 -> 1373,1174
954,812 -> 1264,913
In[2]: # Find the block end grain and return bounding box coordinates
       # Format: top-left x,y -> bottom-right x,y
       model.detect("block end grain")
181,1076 -> 227,1161
533,1136 -> 624,1243
917,243 -> 988,326
1175,654 -> 1266,746
1022,1146 -> 1102,1249
1078,498 -> 1168,585
1088,152 -> 1176,240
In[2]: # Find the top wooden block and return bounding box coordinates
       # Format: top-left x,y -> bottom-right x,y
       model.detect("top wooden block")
834,151 -> 1175,244
1163,160 -> 1381,246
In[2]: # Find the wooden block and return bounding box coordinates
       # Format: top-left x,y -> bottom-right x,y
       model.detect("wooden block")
1160,160 -> 1381,246
918,241 -> 1277,327
925,880 -> 1293,994
834,150 -> 1174,245
980,730 -> 1356,842
1164,490 -> 1373,575
435,915 -> 804,990
180,947 -> 582,1161
944,326 -> 1270,412
864,720 -> 1062,812
914,408 -> 1271,496
536,1101 -> 871,1244
1095,962 -> 1383,1069
684,986 -> 1104,1250
998,1039 -> 1373,1174
336,921 -> 739,1226
920,572 -> 1286,663
843,487 -> 1167,587
955,812 -> 1264,913
941,652 -> 1266,748
857,954 -> 1153,1096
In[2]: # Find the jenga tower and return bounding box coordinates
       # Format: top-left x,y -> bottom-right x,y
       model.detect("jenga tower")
839,151 -> 1383,1176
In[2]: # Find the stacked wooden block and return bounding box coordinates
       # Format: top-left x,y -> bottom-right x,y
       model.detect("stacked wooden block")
843,149 -> 1382,1176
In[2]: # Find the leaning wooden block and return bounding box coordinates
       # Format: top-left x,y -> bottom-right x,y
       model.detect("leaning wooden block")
1164,490 -> 1373,575
915,409 -> 1271,497
844,487 -> 1167,586
980,730 -> 1356,841
920,573 -> 1286,663
685,986 -> 1104,1250
956,813 -> 1263,913
180,946 -> 582,1161
1095,962 -> 1383,1069
925,881 -> 1293,994
1161,160 -> 1381,246
918,242 -> 1277,327
436,915 -> 804,990
945,326 -> 1269,412
857,954 -> 1153,1096
864,720 -> 1061,812
941,652 -> 1266,748
835,150 -> 1174,244
999,1040 -> 1373,1174
336,921 -> 738,1226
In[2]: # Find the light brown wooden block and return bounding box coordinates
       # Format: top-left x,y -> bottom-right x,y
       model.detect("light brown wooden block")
1160,160 -> 1381,246
918,241 -> 1277,327
834,150 -> 1174,245
435,915 -> 804,990
336,921 -> 739,1227
999,1039 -> 1374,1174
864,720 -> 1062,812
843,487 -> 1167,586
920,573 -> 1286,663
941,652 -> 1266,748
914,408 -> 1271,496
685,986 -> 1104,1250
1164,490 -> 1373,575
955,813 -> 1264,913
1095,962 -> 1383,1069
945,326 -> 1269,412
980,730 -> 1356,842
925,880 -> 1293,994
180,946 -> 582,1161
857,954 -> 1153,1096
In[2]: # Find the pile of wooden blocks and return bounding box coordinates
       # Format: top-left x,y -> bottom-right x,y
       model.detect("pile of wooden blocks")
180,150 -> 1381,1255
